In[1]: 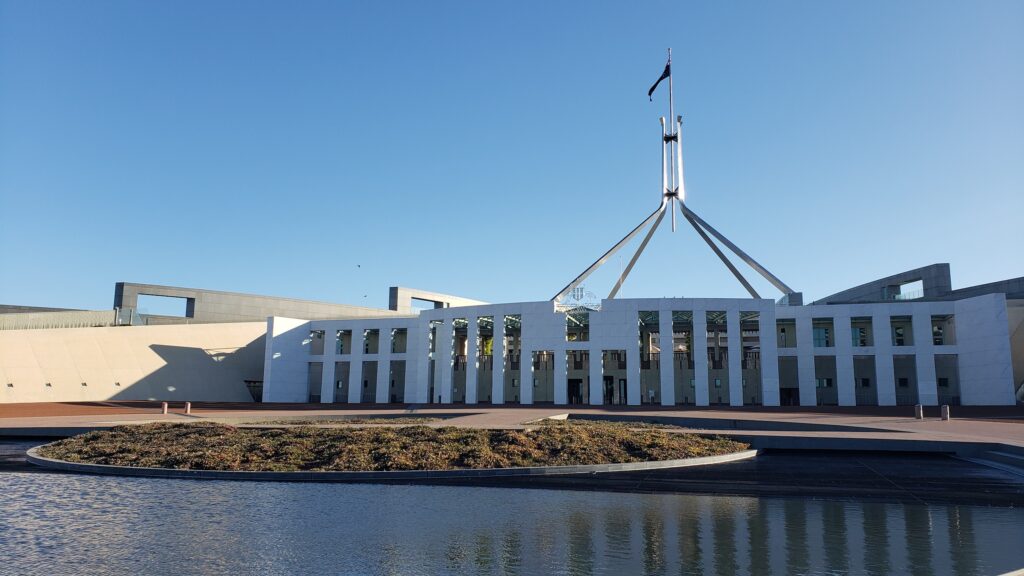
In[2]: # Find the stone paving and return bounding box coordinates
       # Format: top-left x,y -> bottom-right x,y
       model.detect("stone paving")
1,402 -> 1022,450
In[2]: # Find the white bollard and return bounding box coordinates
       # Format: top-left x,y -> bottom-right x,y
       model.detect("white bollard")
185,401 -> 191,415
941,405 -> 951,421
914,404 -> 924,419
161,402 -> 168,415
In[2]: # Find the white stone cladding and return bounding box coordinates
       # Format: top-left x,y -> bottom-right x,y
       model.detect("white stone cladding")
263,294 -> 1016,406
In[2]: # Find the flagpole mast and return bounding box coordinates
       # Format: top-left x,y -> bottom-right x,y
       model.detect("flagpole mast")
667,48 -> 675,196
667,48 -> 677,230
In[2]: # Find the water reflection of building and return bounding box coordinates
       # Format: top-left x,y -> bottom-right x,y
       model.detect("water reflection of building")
472,496 -> 992,575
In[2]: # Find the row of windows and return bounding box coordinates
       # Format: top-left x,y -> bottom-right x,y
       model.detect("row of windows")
780,314 -> 955,348
306,328 -> 409,355
308,313 -> 957,357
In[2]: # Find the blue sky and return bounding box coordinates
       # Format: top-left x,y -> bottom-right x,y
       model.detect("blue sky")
1,1 -> 1022,313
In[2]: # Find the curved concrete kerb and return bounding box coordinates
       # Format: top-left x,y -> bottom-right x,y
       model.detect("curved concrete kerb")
26,446 -> 759,484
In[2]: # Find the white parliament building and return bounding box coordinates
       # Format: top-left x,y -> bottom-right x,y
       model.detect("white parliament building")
263,269 -> 1020,408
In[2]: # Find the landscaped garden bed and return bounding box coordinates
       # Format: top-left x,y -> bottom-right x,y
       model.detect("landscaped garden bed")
38,421 -> 748,472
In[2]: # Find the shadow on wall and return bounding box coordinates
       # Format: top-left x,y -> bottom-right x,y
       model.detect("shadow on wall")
109,336 -> 265,402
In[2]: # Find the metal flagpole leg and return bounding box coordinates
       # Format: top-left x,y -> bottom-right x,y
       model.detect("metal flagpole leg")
676,116 -> 685,203
682,205 -> 796,295
552,203 -> 666,302
608,205 -> 667,299
682,204 -> 761,299
661,116 -> 675,232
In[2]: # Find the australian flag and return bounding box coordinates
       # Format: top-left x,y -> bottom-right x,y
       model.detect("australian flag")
648,60 -> 670,101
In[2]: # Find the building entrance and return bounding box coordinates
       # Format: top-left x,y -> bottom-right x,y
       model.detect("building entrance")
568,378 -> 584,404
780,388 -> 799,406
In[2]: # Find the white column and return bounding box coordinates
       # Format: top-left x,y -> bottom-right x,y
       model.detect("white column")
589,347 -> 604,405
912,311 -> 938,405
834,315 -> 856,406
658,309 -> 675,406
873,312 -> 896,405
554,347 -> 568,404
626,335 -> 641,406
520,346 -> 533,404
465,316 -> 479,404
438,320 -> 453,403
347,327 -> 364,404
693,309 -> 709,406
320,352 -> 336,403
411,322 -> 430,404
727,310 -> 743,406
796,316 -> 817,406
492,318 -> 505,404
759,311 -> 780,406
375,329 -> 391,404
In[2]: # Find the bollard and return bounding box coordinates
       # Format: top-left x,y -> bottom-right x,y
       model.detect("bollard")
161,401 -> 168,415
185,401 -> 191,415
941,404 -> 951,421
914,404 -> 924,419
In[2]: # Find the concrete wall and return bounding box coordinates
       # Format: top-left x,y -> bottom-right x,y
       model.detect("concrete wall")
0,322 -> 265,403
388,287 -> 487,314
814,264 -> 952,304
114,282 -> 403,324
265,294 -> 1018,406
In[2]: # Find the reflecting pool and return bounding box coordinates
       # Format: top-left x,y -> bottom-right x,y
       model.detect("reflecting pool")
1,469 -> 1022,575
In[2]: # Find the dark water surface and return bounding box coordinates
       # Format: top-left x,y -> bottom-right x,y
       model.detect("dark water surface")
1,467 -> 1023,576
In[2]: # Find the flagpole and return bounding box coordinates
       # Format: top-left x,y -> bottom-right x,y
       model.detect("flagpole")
667,48 -> 675,200
667,48 -> 677,228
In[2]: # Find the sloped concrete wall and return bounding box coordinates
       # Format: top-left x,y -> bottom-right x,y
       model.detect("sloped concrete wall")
0,322 -> 266,403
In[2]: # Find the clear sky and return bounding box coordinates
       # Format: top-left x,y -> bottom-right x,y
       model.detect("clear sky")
1,1 -> 1022,313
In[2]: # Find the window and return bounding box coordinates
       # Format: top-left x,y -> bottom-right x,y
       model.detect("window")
860,378 -> 871,388
851,318 -> 873,347
391,328 -> 407,353
898,377 -> 909,388
336,330 -> 352,354
308,330 -> 325,355
566,310 -> 590,342
816,378 -> 833,388
777,320 -> 796,348
931,315 -> 956,345
938,377 -> 949,388
363,329 -> 380,354
714,378 -> 721,388
812,319 -> 834,347
890,316 -> 913,346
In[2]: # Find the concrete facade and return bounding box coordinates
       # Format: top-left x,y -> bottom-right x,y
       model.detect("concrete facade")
264,293 -> 1017,407
113,282 -> 405,324
0,322 -> 265,403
